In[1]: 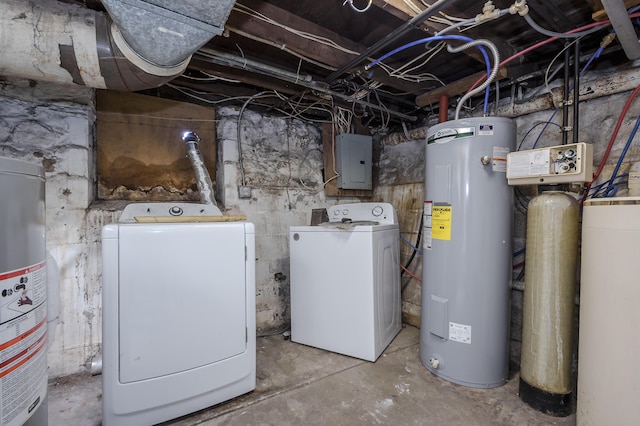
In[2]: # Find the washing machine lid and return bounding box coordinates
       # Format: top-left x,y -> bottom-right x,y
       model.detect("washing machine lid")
118,202 -> 224,222
327,202 -> 398,224
291,223 -> 398,233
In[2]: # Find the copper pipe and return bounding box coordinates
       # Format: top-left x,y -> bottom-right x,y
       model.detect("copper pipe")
439,95 -> 449,123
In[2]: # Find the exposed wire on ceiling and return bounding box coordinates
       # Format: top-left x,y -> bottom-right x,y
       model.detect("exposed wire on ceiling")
231,3 -> 447,85
233,3 -> 360,55
343,0 -> 373,13
367,35 -> 497,117
180,71 -> 241,83
465,13 -> 640,95
225,25 -> 339,72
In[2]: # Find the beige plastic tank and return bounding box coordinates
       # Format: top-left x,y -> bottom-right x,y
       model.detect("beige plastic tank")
577,197 -> 640,426
519,191 -> 579,416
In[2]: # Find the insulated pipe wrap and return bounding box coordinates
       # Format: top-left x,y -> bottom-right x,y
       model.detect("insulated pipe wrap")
0,0 -> 235,91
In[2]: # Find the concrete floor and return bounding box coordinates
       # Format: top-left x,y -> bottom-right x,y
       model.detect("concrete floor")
48,325 -> 575,425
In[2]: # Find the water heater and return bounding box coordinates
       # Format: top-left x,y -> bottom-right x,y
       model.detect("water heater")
0,157 -> 48,426
420,117 -> 515,388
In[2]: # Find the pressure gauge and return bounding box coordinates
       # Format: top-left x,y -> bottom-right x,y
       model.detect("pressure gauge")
372,206 -> 383,217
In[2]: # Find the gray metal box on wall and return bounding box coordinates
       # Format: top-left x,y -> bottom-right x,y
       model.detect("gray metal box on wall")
336,133 -> 372,190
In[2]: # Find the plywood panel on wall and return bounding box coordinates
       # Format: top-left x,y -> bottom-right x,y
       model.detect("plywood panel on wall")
96,90 -> 216,200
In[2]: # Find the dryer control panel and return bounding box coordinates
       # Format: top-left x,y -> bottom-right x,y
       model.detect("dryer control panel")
327,202 -> 397,224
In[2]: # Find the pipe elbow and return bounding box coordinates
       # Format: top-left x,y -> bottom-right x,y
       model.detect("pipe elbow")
96,18 -> 189,91
182,131 -> 201,150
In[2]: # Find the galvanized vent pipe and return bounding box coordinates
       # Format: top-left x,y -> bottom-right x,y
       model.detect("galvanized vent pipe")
182,131 -> 219,207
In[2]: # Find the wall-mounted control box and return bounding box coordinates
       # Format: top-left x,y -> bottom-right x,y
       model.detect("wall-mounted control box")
506,142 -> 593,186
336,133 -> 372,190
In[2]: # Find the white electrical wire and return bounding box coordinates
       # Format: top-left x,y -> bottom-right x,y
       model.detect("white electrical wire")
180,72 -> 242,83
543,37 -> 584,90
343,0 -> 372,13
420,0 -> 470,23
233,4 -> 360,55
226,25 -> 338,72
233,2 -> 446,84
436,8 -> 510,35
388,42 -> 446,83
237,91 -> 279,186
403,0 -> 423,15
166,83 -> 257,104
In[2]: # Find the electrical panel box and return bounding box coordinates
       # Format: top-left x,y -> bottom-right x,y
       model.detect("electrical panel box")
335,133 -> 372,190
506,142 -> 593,186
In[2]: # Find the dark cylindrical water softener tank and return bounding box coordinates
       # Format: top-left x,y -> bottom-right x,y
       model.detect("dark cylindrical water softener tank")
420,117 -> 515,388
519,191 -> 579,416
0,157 -> 48,426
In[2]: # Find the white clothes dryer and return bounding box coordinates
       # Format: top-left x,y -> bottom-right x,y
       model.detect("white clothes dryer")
290,202 -> 401,361
102,203 -> 255,426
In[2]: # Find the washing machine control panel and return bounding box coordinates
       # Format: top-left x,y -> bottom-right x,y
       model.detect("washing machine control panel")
327,202 -> 397,224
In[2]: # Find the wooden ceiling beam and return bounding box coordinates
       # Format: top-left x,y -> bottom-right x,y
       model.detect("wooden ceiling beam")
592,0 -> 640,20
185,60 -> 375,116
372,0 -> 497,66
372,0 -> 447,33
228,0 -> 361,67
415,66 -> 508,107
225,0 -> 422,95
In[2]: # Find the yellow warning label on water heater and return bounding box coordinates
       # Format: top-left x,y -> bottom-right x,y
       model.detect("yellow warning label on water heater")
432,206 -> 452,240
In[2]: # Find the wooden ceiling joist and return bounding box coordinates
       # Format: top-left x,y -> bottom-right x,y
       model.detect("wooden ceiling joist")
415,66 -> 508,107
226,0 -> 423,94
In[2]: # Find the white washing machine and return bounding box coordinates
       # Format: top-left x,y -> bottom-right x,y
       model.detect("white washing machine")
290,202 -> 401,361
102,203 -> 255,426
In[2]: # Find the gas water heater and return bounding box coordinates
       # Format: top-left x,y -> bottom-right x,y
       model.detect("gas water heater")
0,157 -> 48,426
420,117 -> 515,388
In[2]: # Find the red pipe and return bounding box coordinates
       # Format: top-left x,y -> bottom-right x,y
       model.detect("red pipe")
466,13 -> 640,94
581,84 -> 640,204
439,94 -> 449,122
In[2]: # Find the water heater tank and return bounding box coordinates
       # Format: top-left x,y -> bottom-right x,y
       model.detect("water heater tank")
420,117 -> 515,388
0,157 -> 48,426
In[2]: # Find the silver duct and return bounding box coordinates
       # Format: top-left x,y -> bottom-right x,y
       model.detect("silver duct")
0,0 -> 236,91
182,131 -> 219,207
101,0 -> 235,67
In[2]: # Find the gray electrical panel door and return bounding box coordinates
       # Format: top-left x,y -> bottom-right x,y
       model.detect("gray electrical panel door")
336,133 -> 372,190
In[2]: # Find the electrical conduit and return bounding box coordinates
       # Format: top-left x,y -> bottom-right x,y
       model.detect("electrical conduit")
367,35 -> 498,117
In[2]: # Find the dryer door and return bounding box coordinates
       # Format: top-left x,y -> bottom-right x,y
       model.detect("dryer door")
117,222 -> 247,383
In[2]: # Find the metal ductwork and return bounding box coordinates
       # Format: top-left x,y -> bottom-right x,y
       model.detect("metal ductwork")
0,0 -> 236,91
102,0 -> 234,67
